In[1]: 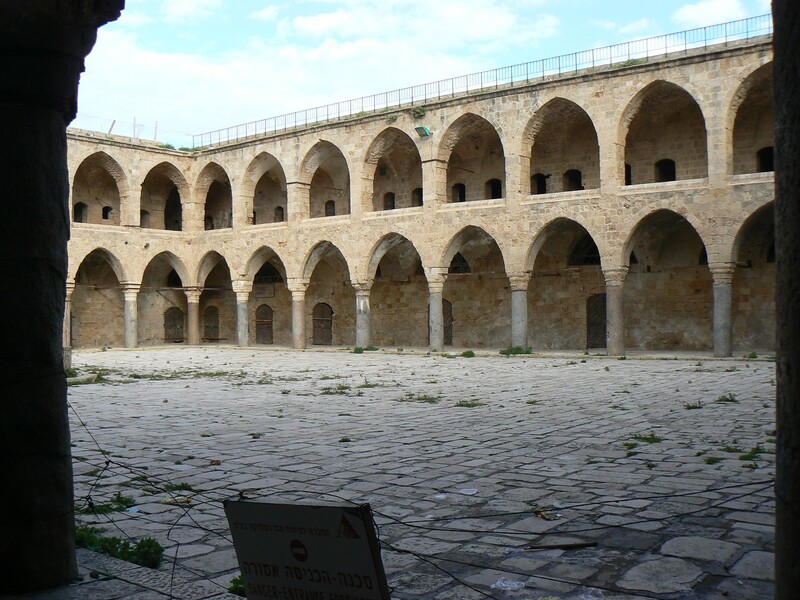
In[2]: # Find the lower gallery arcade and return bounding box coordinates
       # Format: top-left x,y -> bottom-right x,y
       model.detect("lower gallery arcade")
65,35 -> 775,357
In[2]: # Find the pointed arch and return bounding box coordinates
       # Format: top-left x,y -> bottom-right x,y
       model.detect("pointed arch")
71,151 -> 128,225
300,141 -> 351,218
140,162 -> 189,231
244,152 -> 288,224
195,162 -> 233,230
729,62 -> 774,175
363,127 -> 423,212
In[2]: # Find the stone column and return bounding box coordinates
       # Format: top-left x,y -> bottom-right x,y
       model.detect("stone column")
287,181 -> 310,223
232,280 -> 253,347
774,4 -> 800,597
185,289 -> 201,345
354,283 -> 372,348
427,271 -> 446,351
710,263 -> 735,358
421,159 -> 447,208
122,283 -> 140,348
0,2 -> 123,594
509,273 -> 531,349
288,280 -> 308,349
604,267 -> 628,356
64,279 -> 75,353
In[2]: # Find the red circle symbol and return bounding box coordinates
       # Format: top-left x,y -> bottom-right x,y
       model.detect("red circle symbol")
290,539 -> 308,562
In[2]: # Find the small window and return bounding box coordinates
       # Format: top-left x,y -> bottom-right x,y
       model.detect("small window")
629,251 -> 638,265
324,200 -> 336,216
624,163 -> 632,186
655,159 -> 676,182
140,210 -> 150,228
448,252 -> 471,274
485,178 -> 502,199
757,147 -> 774,172
563,169 -> 583,191
274,206 -> 284,222
102,206 -> 113,220
452,183 -> 466,203
252,210 -> 257,225
383,192 -> 395,210
73,202 -> 88,223
411,187 -> 423,207
532,173 -> 547,195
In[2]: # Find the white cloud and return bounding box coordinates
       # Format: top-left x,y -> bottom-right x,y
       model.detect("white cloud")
672,0 -> 748,28
250,6 -> 280,21
161,0 -> 223,22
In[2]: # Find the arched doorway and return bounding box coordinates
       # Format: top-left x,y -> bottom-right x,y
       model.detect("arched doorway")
164,307 -> 185,342
255,304 -> 274,344
312,303 -> 333,345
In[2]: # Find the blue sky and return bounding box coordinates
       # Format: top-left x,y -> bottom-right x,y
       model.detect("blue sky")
72,0 -> 771,147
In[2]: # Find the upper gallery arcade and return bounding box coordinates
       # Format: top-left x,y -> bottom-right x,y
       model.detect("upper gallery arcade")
65,30 -> 775,357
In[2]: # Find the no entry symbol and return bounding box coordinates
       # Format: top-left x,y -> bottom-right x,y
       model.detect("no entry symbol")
290,539 -> 308,562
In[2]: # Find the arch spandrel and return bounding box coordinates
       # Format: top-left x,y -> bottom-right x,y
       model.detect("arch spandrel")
70,247 -> 128,284
363,232 -> 426,282
139,251 -> 191,289
243,246 -> 290,283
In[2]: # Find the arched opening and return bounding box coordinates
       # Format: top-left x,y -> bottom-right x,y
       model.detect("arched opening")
732,203 -> 775,351
71,152 -> 124,226
71,249 -> 124,348
139,253 -> 189,346
248,153 -> 288,224
624,210 -> 712,350
141,163 -> 185,231
562,169 -> 583,191
531,173 -> 548,195
442,226 -> 509,347
452,183 -> 466,203
203,306 -> 220,341
411,188 -> 423,207
304,141 -> 350,218
304,242 -> 355,346
383,192 -> 396,210
164,307 -> 185,343
732,63 -> 774,175
528,220 -> 604,350
73,202 -> 88,223
366,128 -> 423,212
312,303 -> 333,345
274,206 -> 284,222
526,98 -> 600,194
255,304 -> 274,344
654,158 -> 677,182
624,81 -> 708,184
485,178 -> 503,199
368,234 -> 428,347
140,210 -> 150,228
202,173 -> 232,230
324,200 -> 336,216
167,269 -> 182,288
442,114 -> 505,203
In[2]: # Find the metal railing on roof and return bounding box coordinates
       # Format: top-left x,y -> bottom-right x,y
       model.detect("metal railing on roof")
191,13 -> 772,148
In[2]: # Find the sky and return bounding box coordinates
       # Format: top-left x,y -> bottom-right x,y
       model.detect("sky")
72,0 -> 772,147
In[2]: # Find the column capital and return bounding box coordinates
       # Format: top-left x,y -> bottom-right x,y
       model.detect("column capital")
185,288 -> 201,303
603,266 -> 629,286
507,272 -> 531,291
709,262 -> 736,285
352,280 -> 373,295
231,279 -> 253,295
426,267 -> 448,285
287,278 -> 309,295
65,279 -> 75,296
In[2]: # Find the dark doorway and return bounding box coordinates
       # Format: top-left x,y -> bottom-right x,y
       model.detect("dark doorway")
586,293 -> 607,349
164,307 -> 184,342
655,158 -> 676,182
312,302 -> 333,345
165,187 -> 182,230
255,304 -> 274,344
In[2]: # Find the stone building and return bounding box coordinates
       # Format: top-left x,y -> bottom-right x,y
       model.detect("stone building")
65,27 -> 774,357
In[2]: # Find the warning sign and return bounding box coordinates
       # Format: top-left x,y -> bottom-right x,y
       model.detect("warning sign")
224,500 -> 391,600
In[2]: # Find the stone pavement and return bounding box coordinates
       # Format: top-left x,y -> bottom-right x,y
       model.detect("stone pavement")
20,347 -> 775,599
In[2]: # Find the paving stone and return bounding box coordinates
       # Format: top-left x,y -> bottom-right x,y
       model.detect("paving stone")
617,557 -> 703,593
729,550 -> 775,581
659,535 -> 740,562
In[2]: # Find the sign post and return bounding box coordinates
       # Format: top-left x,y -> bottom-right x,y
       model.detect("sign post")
224,500 -> 391,600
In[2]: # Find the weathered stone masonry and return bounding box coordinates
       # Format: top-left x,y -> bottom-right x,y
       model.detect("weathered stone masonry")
66,36 -> 775,356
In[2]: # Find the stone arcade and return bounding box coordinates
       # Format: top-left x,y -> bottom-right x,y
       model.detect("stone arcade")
66,27 -> 775,358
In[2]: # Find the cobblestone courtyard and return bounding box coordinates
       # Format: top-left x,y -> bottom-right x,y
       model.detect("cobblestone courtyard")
34,348 -> 776,599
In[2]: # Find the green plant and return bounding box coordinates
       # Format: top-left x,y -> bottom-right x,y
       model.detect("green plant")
353,346 -> 364,353
704,456 -> 721,465
500,346 -> 532,356
720,443 -> 743,453
386,114 -> 398,123
65,367 -> 78,378
461,350 -> 475,358
228,574 -> 246,597
164,482 -> 195,492
411,106 -> 426,119
321,384 -> 350,395
744,351 -> 758,359
339,436 -> 352,443
739,444 -> 765,461
77,491 -> 135,514
631,433 -> 663,444
178,146 -> 193,152
159,143 -> 176,150
76,526 -> 163,568
684,401 -> 704,410
455,400 -> 482,407
398,392 -> 440,404
715,392 -> 739,404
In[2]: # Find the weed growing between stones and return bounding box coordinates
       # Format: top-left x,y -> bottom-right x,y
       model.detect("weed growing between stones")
631,432 -> 663,444
500,346 -> 532,356
76,526 -> 164,568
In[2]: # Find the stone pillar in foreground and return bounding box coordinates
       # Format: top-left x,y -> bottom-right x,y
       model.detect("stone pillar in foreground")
0,1 -> 124,594
709,262 -> 735,358
288,280 -> 308,349
427,272 -> 446,351
185,289 -> 201,345
509,273 -> 531,349
774,3 -> 800,598
354,284 -> 372,349
64,279 -> 75,364
121,283 -> 139,348
604,267 -> 628,357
